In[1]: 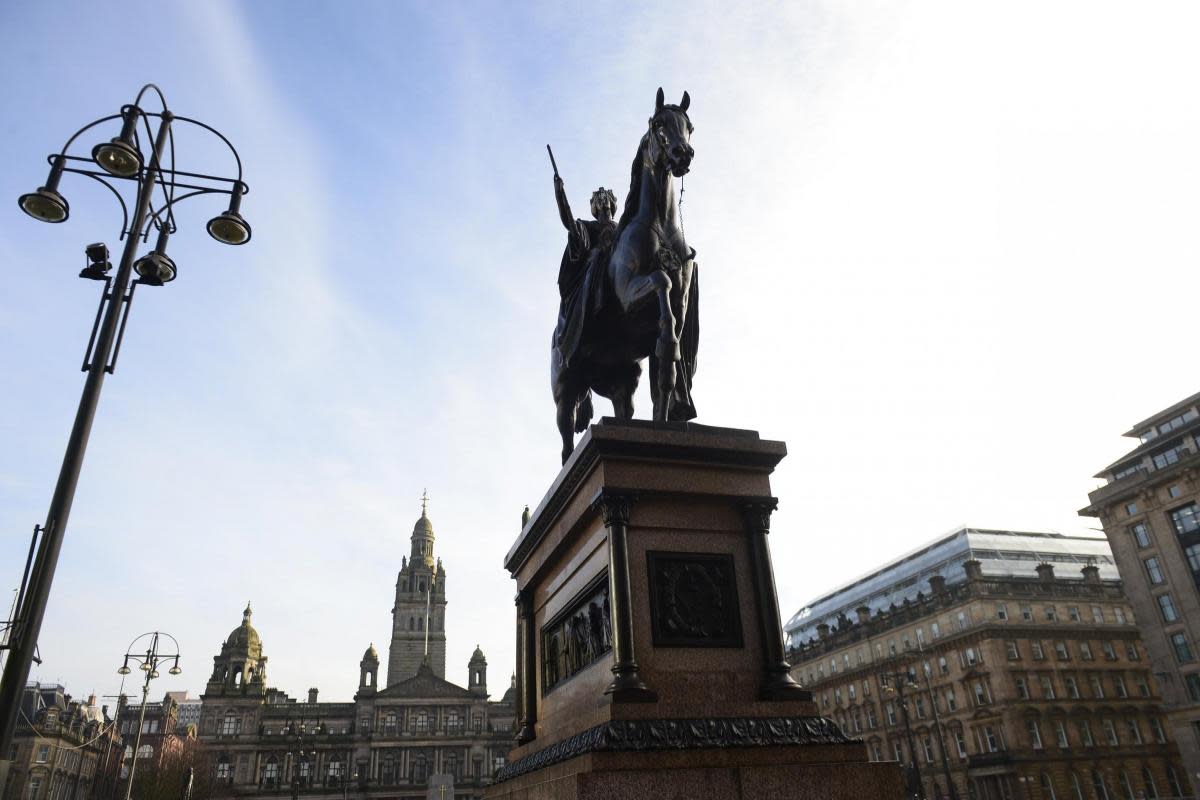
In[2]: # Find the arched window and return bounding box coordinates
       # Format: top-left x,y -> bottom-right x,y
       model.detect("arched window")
136,745 -> 153,760
298,758 -> 311,783
328,756 -> 343,781
263,757 -> 279,785
408,618 -> 415,631
1118,771 -> 1135,800
381,753 -> 395,785
445,753 -> 459,779
221,712 -> 239,735
417,617 -> 424,631
1092,770 -> 1111,800
216,756 -> 231,781
1167,767 -> 1184,797
1142,767 -> 1159,799
1069,772 -> 1084,800
1040,772 -> 1057,800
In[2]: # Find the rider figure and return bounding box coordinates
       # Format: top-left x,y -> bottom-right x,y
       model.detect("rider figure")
553,175 -> 617,367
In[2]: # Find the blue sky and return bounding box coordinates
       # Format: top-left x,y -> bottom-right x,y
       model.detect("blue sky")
1,1 -> 1198,704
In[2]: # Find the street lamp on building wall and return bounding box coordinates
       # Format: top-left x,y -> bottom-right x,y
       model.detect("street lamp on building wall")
0,84 -> 251,784
881,668 -> 928,800
117,631 -> 182,800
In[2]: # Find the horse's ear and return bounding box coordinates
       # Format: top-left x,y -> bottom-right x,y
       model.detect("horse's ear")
680,91 -> 690,112
655,87 -> 664,112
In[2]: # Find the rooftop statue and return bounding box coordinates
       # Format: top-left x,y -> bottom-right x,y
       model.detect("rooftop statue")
549,88 -> 699,463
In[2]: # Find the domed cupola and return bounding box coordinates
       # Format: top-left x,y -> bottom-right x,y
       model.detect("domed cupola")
468,645 -> 488,697
358,642 -> 379,696
204,603 -> 268,697
410,492 -> 436,567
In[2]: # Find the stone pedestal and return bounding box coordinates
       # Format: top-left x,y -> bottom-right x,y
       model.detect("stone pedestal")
485,420 -> 901,799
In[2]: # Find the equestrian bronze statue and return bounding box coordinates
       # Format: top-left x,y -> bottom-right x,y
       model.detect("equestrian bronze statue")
549,88 -> 699,463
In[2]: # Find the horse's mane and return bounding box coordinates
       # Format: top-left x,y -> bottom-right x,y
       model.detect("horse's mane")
615,131 -> 649,240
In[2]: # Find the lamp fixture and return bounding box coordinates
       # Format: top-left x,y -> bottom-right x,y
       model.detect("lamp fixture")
18,156 -> 69,223
206,182 -> 251,245
92,108 -> 142,178
134,226 -> 177,286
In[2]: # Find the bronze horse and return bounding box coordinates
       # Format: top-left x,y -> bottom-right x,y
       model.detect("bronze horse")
552,88 -> 699,463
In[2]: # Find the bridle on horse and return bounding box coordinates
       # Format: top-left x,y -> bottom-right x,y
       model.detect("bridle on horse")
648,110 -> 692,241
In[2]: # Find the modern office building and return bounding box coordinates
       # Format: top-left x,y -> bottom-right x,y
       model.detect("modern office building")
1082,391 -> 1200,792
786,527 -> 1189,800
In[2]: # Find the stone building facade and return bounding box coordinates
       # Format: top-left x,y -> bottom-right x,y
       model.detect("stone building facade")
197,507 -> 514,800
1082,391 -> 1200,793
2,684 -> 122,800
786,528 -> 1190,800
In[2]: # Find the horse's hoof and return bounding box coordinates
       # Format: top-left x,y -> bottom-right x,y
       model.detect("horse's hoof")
656,337 -> 681,360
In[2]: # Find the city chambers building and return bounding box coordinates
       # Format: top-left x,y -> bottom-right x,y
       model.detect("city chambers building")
1081,391 -> 1200,793
197,507 -> 515,800
786,527 -> 1189,800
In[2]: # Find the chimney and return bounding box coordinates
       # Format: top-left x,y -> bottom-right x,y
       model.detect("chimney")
1081,563 -> 1101,585
817,623 -> 830,640
1036,563 -> 1055,583
307,688 -> 318,704
929,575 -> 946,594
963,559 -> 983,580
856,605 -> 871,623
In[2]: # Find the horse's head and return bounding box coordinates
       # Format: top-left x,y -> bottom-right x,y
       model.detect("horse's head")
648,87 -> 694,178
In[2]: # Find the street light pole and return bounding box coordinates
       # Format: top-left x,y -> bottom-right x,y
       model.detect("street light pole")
116,631 -> 182,800
882,669 -> 927,800
0,85 -> 249,791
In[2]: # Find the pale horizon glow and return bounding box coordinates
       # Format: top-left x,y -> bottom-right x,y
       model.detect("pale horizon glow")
1,1 -> 1197,704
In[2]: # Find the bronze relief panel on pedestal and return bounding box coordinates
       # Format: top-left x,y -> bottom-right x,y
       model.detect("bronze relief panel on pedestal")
541,572 -> 613,694
647,551 -> 743,648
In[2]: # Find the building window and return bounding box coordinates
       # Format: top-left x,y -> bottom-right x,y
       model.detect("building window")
1153,445 -> 1186,471
1103,719 -> 1119,745
1054,641 -> 1070,660
1169,485 -> 1183,499
1171,632 -> 1194,662
29,779 -> 42,800
922,737 -> 934,763
1187,544 -> 1200,576
1040,676 -> 1056,699
1070,772 -> 1085,800
1157,594 -> 1179,622
1186,674 -> 1200,701
216,758 -> 231,780
867,706 -> 878,728
914,696 -> 926,720
955,731 -> 967,758
885,703 -> 896,726
1135,674 -> 1151,697
136,745 -> 153,760
1015,677 -> 1029,699
1130,522 -> 1152,548
1144,557 -> 1165,585
938,656 -> 948,675
1126,642 -> 1140,660
1102,641 -> 1118,661
1092,605 -> 1104,624
1118,771 -> 1135,800
893,740 -> 904,762
963,647 -> 980,667
1170,503 -> 1200,536
1142,767 -> 1159,799
973,681 -> 990,706
1150,717 -> 1167,743
1090,674 -> 1105,698
1006,641 -> 1020,660
1065,676 -> 1080,698
1027,720 -> 1043,749
982,726 -> 1000,753
1168,767 -> 1184,797
944,688 -> 957,711
1045,606 -> 1057,621
1125,719 -> 1142,744
220,713 -> 239,736
1068,605 -> 1081,622
328,758 -> 343,780
1055,720 -> 1069,749
1080,721 -> 1094,747
1113,607 -> 1126,624
1020,605 -> 1033,622
1080,641 -> 1094,660
996,603 -> 1008,620
1125,502 -> 1138,516
1031,641 -> 1045,660
36,745 -> 50,763
1114,675 -> 1128,698
1041,773 -> 1058,800
931,622 -> 941,639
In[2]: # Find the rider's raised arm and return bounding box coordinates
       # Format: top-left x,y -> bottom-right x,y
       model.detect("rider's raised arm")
554,175 -> 575,232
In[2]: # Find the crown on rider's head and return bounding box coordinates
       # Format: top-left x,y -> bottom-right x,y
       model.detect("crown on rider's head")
590,187 -> 617,217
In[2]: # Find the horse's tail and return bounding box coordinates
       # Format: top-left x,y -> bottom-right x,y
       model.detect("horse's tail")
575,389 -> 594,433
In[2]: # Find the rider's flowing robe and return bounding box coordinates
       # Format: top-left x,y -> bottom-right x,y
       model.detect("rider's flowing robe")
554,217 -> 615,370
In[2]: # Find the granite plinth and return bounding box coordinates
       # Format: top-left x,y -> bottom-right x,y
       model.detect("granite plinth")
488,419 -> 902,799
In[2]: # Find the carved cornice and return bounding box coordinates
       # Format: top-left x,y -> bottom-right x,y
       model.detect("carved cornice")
493,715 -> 851,783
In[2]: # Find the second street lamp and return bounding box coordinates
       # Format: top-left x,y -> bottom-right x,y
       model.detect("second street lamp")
0,84 -> 251,789
118,632 -> 182,800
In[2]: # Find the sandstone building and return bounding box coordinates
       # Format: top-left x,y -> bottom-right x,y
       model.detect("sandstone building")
2,684 -> 121,800
197,507 -> 514,800
786,527 -> 1189,800
1081,391 -> 1200,793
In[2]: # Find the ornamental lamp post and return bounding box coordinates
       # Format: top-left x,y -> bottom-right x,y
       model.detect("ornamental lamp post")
117,631 -> 182,800
882,668 -> 927,800
0,85 -> 251,789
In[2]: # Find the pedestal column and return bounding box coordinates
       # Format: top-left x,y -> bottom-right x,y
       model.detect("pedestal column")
593,491 -> 656,702
741,498 -> 810,700
516,589 -> 537,744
